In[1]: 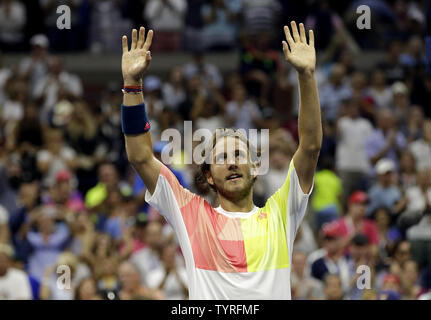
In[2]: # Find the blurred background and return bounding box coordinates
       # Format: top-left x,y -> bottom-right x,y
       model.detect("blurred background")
0,0 -> 431,300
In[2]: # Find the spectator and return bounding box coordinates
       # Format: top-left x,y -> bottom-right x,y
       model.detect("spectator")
74,277 -> 102,300
64,100 -> 105,195
309,223 -> 350,292
398,151 -> 417,191
0,243 -> 32,299
311,156 -> 342,229
405,170 -> 431,270
162,66 -> 187,112
0,0 -> 27,51
323,274 -> 344,300
401,105 -> 424,144
377,40 -> 406,85
145,0 -> 187,52
84,162 -> 130,211
400,260 -> 423,299
367,159 -> 406,218
130,221 -> 165,286
409,120 -> 431,172
117,260 -> 164,300
43,169 -> 85,213
225,83 -> 262,132
89,0 -> 132,53
331,191 -> 380,257
336,97 -> 373,205
241,0 -> 280,36
291,251 -> 324,300
39,251 -> 91,300
367,69 -> 392,109
200,0 -> 241,51
36,128 -> 77,189
319,64 -> 351,122
18,34 -> 50,94
346,234 -> 375,300
372,207 -> 402,261
365,108 -> 407,171
183,50 -> 223,89
32,56 -> 83,123
20,206 -> 71,281
147,243 -> 188,299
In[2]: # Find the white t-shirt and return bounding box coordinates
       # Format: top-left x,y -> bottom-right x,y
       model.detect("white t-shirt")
145,161 -> 312,299
336,116 -> 373,172
0,268 -> 32,300
409,139 -> 431,171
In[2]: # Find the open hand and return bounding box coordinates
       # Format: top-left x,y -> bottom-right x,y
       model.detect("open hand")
282,21 -> 316,74
122,27 -> 153,85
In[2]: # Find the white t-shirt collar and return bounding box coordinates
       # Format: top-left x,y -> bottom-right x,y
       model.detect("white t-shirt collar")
214,205 -> 259,219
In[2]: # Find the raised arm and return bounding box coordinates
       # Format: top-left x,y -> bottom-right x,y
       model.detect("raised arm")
122,27 -> 161,195
283,21 -> 322,194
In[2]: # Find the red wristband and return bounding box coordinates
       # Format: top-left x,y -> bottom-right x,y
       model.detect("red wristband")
124,85 -> 142,89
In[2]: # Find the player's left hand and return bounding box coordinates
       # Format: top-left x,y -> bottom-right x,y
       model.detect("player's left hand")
282,21 -> 316,74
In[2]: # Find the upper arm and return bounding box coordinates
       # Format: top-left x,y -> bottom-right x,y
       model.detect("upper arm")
130,156 -> 162,196
292,146 -> 319,195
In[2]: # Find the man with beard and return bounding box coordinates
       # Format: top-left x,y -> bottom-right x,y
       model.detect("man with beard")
120,21 -> 322,299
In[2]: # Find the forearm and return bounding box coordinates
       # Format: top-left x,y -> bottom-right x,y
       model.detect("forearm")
123,83 -> 154,164
297,70 -> 322,153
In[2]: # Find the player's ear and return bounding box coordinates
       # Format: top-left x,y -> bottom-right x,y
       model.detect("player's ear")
250,160 -> 260,179
205,170 -> 214,187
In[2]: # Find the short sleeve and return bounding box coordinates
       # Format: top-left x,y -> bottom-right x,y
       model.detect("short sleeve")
266,161 -> 313,235
145,164 -> 197,227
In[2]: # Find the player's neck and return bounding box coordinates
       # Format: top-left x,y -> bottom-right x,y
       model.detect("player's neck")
217,192 -> 255,213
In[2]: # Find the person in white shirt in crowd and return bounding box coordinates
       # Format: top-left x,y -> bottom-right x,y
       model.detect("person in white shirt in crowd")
162,66 -> 187,112
0,243 -> 32,300
367,68 -> 393,109
0,0 -> 26,51
225,82 -> 262,133
404,170 -> 431,270
18,34 -> 50,93
145,0 -> 187,51
183,49 -> 223,89
32,56 -> 83,124
409,119 -> 431,172
147,243 -> 188,300
0,78 -> 28,127
336,97 -> 373,205
130,220 -> 164,286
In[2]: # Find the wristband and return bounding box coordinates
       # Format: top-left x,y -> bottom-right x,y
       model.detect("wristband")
121,103 -> 151,135
122,85 -> 143,94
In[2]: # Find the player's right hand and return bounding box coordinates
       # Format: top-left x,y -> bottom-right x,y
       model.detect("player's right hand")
122,27 -> 153,85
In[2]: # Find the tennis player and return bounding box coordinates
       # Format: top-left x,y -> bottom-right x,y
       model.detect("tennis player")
120,21 -> 322,299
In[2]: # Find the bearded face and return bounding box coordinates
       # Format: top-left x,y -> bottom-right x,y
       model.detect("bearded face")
206,136 -> 256,201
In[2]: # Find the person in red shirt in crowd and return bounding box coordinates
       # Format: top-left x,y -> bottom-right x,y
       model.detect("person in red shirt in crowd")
329,191 -> 380,257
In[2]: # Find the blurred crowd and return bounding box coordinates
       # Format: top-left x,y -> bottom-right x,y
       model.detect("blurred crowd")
0,0 -> 429,53
1,0 -> 431,300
